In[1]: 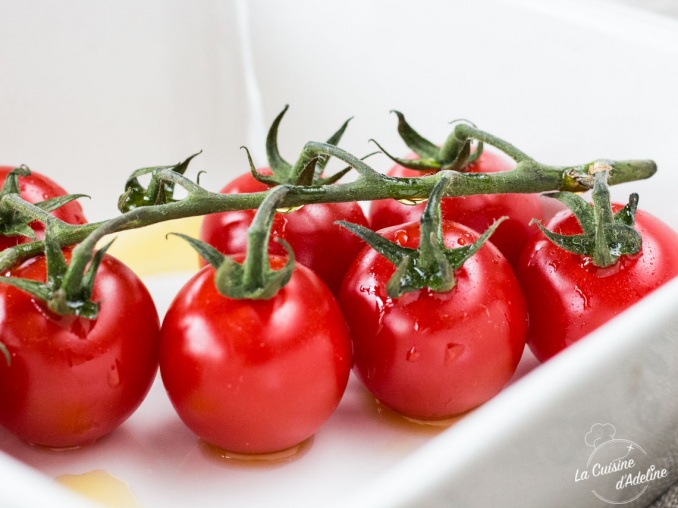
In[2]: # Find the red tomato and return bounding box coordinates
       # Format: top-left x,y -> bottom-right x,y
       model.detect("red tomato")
368,150 -> 545,266
199,171 -> 368,294
159,255 -> 352,454
0,251 -> 160,448
338,221 -> 527,420
0,166 -> 87,250
516,205 -> 678,362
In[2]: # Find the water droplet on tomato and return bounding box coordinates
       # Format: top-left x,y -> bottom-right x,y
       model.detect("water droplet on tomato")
406,346 -> 420,362
573,285 -> 590,308
445,343 -> 464,364
393,229 -> 409,246
457,237 -> 466,246
359,284 -> 376,295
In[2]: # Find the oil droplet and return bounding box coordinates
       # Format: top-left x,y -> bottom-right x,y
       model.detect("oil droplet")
367,395 -> 471,429
445,343 -> 464,364
199,436 -> 313,467
402,413 -> 466,427
108,360 -> 121,388
396,197 -> 427,206
367,397 -> 451,434
406,346 -> 420,362
56,470 -> 140,508
276,204 -> 303,214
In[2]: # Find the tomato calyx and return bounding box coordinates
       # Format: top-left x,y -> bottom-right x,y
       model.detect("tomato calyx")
339,171 -> 505,298
369,111 -> 482,173
118,151 -> 203,213
242,104 -> 354,188
0,223 -> 113,319
0,166 -> 87,241
532,162 -> 642,268
175,185 -> 295,299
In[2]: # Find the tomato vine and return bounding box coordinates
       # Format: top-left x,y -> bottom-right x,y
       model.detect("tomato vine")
0,123 -> 657,280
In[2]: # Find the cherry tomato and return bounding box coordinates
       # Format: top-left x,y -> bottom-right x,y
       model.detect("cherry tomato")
0,250 -> 160,448
368,150 -> 545,266
338,221 -> 527,420
0,166 -> 87,250
516,205 -> 678,362
199,171 -> 368,294
159,255 -> 352,454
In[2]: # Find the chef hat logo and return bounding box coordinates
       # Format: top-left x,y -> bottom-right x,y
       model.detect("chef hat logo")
585,423 -> 616,448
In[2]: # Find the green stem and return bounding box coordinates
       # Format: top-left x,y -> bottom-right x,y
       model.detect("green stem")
417,172 -> 452,274
591,170 -> 615,267
242,186 -> 289,290
0,143 -> 657,273
454,124 -> 533,163
1,194 -> 68,229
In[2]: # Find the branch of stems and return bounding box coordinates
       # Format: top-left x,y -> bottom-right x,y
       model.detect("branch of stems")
0,141 -> 656,273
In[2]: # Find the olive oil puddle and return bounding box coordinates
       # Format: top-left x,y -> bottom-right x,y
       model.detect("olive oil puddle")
56,469 -> 140,508
199,436 -> 314,468
360,389 -> 471,433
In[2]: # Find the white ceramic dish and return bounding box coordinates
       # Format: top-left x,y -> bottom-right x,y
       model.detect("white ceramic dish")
1,1 -> 678,507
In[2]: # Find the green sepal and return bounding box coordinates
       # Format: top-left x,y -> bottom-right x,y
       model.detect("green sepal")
36,194 -> 89,214
614,193 -> 639,227
0,166 -> 30,195
264,105 -> 294,181
541,191 -> 596,235
336,220 -> 415,266
369,139 -> 441,171
44,223 -> 69,289
0,227 -> 114,320
392,110 -> 440,160
336,216 -> 505,298
81,239 -> 115,302
167,233 -> 225,269
214,238 -> 295,300
0,168 -> 86,241
532,222 -> 593,255
319,117 -> 352,172
0,224 -> 36,241
338,171 -> 505,298
372,112 -> 484,174
173,186 -> 295,300
250,105 -> 354,187
0,276 -> 52,302
118,151 -> 202,212
50,238 -> 115,320
536,171 -> 642,267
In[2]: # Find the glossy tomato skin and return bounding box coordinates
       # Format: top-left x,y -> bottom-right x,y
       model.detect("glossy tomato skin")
368,150 -> 546,266
199,171 -> 368,294
516,206 -> 678,362
0,166 -> 87,250
159,255 -> 352,454
0,251 -> 160,448
338,221 -> 527,420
